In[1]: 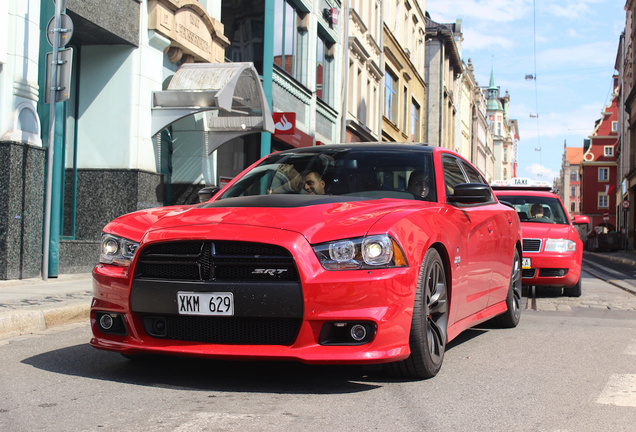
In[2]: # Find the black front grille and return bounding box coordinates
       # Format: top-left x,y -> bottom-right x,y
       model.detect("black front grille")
522,269 -> 536,278
143,314 -> 301,345
135,241 -> 299,282
523,238 -> 542,252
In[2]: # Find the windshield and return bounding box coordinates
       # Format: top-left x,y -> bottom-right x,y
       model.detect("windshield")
497,195 -> 569,225
218,147 -> 436,201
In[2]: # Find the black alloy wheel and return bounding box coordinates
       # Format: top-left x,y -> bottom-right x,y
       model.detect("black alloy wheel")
494,248 -> 522,328
388,248 -> 448,379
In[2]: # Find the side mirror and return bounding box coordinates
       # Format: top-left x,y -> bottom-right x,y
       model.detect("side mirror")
448,183 -> 493,204
198,186 -> 221,203
572,215 -> 590,225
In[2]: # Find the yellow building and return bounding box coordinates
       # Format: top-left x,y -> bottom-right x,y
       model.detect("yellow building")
381,1 -> 427,143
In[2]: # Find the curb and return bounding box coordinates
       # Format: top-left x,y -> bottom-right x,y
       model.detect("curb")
0,300 -> 90,340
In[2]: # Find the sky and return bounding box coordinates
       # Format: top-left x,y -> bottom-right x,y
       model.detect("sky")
425,0 -> 626,184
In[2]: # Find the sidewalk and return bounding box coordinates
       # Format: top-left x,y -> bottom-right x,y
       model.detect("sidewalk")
584,249 -> 636,266
0,273 -> 93,340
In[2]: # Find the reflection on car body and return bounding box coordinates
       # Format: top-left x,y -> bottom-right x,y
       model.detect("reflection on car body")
91,144 -> 522,379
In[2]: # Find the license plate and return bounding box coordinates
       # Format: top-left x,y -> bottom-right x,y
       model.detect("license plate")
522,258 -> 531,269
177,292 -> 234,316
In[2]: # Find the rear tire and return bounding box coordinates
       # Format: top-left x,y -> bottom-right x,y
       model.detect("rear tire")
387,248 -> 448,379
563,277 -> 582,297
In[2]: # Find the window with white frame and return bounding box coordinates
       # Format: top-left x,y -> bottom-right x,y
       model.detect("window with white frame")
316,31 -> 334,107
598,167 -> 609,181
570,170 -> 577,181
402,87 -> 408,132
604,146 -> 614,157
598,194 -> 609,208
384,68 -> 398,124
612,121 -> 618,132
274,0 -> 306,84
570,186 -> 576,197
410,98 -> 420,142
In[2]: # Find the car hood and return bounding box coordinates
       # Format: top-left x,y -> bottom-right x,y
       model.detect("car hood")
520,222 -> 575,240
110,195 -> 425,245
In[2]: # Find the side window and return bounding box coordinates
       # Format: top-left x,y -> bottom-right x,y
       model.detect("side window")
461,161 -> 485,184
442,156 -> 467,196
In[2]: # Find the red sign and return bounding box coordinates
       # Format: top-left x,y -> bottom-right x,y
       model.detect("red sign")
273,112 -> 296,135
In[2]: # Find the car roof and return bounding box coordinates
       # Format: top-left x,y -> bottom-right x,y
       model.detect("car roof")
493,189 -> 559,198
277,143 -> 435,155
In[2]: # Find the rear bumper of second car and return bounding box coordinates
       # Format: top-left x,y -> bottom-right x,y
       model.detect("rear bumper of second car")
521,252 -> 581,288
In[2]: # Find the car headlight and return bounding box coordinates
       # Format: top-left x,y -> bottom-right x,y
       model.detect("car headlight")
544,239 -> 576,253
100,234 -> 139,266
313,235 -> 407,270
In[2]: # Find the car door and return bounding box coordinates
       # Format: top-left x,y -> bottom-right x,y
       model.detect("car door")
458,161 -> 516,307
441,155 -> 498,321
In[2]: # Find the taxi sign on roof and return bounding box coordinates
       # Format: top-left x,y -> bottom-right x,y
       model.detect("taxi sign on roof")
491,178 -> 553,190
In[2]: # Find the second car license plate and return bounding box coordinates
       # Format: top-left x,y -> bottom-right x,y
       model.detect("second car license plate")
522,258 -> 531,269
177,292 -> 234,316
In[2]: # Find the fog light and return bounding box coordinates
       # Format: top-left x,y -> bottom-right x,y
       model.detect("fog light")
143,316 -> 168,337
319,321 -> 376,345
99,314 -> 114,330
95,311 -> 127,335
350,324 -> 367,341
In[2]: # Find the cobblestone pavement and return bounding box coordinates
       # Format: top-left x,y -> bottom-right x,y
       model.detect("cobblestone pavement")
529,270 -> 636,312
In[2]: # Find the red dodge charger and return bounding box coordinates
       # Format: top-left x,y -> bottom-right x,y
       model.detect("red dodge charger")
91,144 -> 522,379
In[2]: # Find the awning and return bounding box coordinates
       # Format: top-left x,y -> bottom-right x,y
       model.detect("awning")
151,62 -> 274,151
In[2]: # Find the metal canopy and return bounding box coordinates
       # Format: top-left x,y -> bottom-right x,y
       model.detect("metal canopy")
151,62 -> 274,144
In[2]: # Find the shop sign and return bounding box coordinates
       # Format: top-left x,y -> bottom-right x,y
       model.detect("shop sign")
273,113 -> 296,135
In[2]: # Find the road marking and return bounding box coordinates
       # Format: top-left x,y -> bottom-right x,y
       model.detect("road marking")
597,374 -> 636,407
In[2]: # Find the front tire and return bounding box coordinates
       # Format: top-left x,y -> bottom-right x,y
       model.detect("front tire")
494,248 -> 522,328
563,276 -> 582,297
388,248 -> 448,379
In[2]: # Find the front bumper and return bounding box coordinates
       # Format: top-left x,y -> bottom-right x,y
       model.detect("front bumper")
90,230 -> 417,364
521,252 -> 581,288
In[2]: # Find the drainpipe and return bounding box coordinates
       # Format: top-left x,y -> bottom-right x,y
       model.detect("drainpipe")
340,0 -> 350,142
438,32 -> 444,148
261,0 -> 274,157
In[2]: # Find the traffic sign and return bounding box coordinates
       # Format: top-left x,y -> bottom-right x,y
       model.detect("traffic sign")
46,13 -> 74,48
622,199 -> 630,209
44,48 -> 73,103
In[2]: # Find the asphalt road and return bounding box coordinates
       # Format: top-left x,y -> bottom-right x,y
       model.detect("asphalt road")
1,273 -> 635,432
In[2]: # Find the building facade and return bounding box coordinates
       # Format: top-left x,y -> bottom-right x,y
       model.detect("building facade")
467,60 -> 495,182
381,0 -> 427,143
581,83 -> 619,230
484,67 -> 517,181
618,1 -> 635,248
0,0 -> 344,280
343,0 -> 383,142
555,143 -> 584,216
1,0 -> 518,279
424,17 -> 462,149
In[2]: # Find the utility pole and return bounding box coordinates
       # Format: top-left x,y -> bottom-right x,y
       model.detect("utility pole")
43,0 -> 73,280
